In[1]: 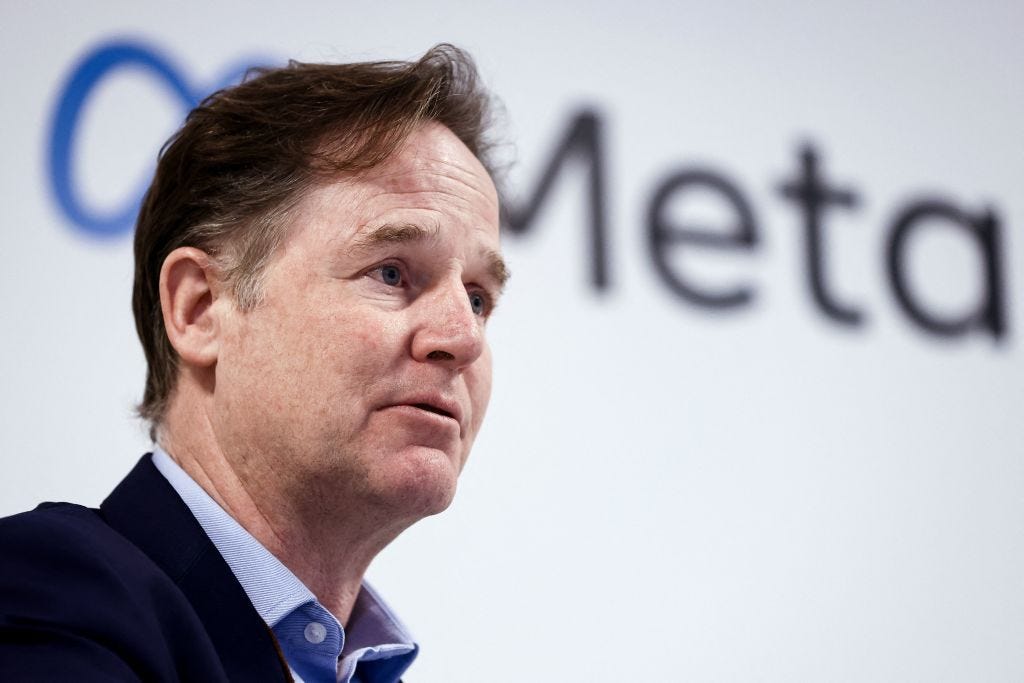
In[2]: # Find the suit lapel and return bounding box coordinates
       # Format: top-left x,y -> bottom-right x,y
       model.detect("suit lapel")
101,455 -> 291,682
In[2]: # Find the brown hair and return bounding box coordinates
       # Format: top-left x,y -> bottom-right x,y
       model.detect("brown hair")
132,44 -> 497,429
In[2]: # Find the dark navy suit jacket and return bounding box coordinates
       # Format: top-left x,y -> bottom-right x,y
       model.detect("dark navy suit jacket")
0,455 -> 293,681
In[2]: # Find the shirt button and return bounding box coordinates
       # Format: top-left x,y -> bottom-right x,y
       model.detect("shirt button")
304,621 -> 327,644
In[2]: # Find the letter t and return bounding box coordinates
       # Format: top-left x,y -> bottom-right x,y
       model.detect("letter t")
779,143 -> 865,326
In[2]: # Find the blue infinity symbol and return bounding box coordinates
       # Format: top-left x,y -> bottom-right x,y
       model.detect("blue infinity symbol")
48,39 -> 267,238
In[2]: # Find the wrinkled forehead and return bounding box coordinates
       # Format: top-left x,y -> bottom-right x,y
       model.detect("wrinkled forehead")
282,123 -> 502,259
353,128 -> 504,286
357,123 -> 499,219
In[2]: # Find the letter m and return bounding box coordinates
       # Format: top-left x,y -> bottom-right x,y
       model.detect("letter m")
501,108 -> 610,290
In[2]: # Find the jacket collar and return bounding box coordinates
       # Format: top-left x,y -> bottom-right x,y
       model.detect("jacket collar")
100,454 -> 291,682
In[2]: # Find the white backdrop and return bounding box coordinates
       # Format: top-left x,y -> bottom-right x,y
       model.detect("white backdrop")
2,1 -> 1022,680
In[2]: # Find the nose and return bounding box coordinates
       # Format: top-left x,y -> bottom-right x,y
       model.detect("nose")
410,281 -> 485,369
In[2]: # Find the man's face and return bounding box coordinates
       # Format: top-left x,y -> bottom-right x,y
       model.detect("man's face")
210,123 -> 505,521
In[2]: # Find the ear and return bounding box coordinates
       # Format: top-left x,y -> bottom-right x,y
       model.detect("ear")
160,247 -> 225,367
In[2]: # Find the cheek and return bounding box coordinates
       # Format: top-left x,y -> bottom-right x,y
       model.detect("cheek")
466,346 -> 494,432
223,298 -> 338,398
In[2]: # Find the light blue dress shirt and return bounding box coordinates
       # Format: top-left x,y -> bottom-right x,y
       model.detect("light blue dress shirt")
152,447 -> 417,683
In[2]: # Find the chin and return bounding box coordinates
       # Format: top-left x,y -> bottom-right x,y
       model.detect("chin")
370,444 -> 461,518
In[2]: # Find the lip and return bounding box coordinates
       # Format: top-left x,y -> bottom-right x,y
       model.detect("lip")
383,393 -> 464,434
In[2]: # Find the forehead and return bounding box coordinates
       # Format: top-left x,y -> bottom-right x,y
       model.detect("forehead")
363,123 -> 496,202
294,123 -> 501,252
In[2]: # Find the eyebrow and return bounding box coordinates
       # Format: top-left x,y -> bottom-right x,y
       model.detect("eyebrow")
353,222 -> 511,291
352,222 -> 439,250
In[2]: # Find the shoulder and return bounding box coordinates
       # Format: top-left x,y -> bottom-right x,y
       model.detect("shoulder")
0,502 -> 163,601
0,501 -> 121,561
0,503 -> 226,681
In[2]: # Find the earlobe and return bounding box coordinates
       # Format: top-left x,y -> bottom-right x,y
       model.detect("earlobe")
160,247 -> 223,367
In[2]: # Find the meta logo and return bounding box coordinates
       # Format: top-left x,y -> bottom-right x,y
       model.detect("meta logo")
48,39 -> 265,238
503,110 -> 1011,343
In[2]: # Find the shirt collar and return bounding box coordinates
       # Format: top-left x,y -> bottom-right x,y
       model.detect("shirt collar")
151,447 -> 418,682
152,445 -> 313,626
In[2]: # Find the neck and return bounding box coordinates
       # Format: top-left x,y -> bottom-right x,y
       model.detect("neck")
158,385 -> 408,624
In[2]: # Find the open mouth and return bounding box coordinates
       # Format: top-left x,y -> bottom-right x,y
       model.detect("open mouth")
412,403 -> 454,419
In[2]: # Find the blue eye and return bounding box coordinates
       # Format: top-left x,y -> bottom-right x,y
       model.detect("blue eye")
469,291 -> 488,316
379,264 -> 402,286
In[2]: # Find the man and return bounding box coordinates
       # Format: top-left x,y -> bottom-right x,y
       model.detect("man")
0,44 -> 507,682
